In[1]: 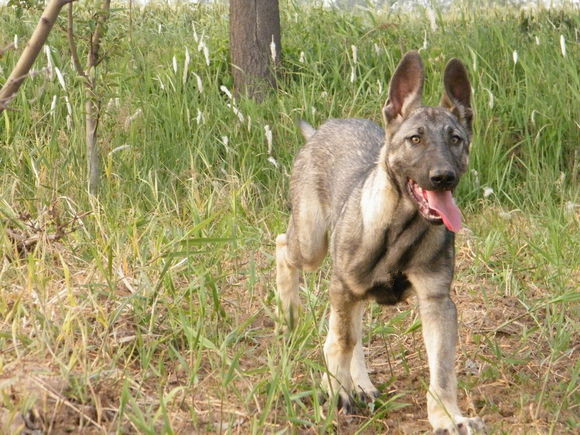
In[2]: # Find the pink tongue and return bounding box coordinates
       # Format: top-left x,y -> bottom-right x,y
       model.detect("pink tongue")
425,190 -> 462,233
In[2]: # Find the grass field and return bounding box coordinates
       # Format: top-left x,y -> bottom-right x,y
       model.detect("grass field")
0,0 -> 578,433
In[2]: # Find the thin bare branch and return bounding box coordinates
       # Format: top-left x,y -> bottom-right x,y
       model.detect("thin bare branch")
87,0 -> 112,72
0,0 -> 74,115
0,102 -> 18,112
0,42 -> 16,59
0,93 -> 17,110
67,1 -> 86,78
0,66 -> 52,109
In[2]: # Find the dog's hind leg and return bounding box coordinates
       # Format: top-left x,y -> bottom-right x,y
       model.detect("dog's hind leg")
276,227 -> 301,329
350,302 -> 379,402
276,196 -> 328,329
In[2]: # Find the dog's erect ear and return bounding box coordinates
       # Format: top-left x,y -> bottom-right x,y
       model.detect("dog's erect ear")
383,51 -> 424,125
441,58 -> 473,132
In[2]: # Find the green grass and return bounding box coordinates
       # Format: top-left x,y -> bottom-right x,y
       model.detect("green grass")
0,1 -> 578,433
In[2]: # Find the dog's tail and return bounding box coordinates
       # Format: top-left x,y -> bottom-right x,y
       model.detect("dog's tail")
299,120 -> 317,141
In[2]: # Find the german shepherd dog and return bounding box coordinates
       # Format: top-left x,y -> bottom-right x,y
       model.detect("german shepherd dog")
276,51 -> 485,433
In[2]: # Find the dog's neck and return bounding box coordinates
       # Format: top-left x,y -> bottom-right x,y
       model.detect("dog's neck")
360,147 -> 418,238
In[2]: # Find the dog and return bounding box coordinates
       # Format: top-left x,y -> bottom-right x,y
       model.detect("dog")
275,51 -> 485,434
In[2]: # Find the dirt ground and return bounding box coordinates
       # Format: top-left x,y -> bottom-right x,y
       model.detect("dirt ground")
1,238 -> 577,434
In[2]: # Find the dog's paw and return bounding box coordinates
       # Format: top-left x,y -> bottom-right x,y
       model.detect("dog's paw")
321,373 -> 356,415
433,416 -> 485,435
337,393 -> 355,415
355,386 -> 380,405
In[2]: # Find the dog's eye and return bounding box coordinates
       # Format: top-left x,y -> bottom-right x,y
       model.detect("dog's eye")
409,135 -> 421,144
450,135 -> 462,145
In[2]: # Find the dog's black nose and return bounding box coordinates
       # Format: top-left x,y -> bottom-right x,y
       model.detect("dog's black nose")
429,169 -> 457,188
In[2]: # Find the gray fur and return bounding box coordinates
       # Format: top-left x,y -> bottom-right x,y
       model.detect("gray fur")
276,51 -> 485,433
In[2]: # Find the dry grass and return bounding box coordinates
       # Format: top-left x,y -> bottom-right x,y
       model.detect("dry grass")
1,204 -> 577,434
1,1 -> 578,433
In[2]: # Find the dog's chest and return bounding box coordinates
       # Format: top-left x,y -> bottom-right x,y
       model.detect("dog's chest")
370,212 -> 431,272
366,272 -> 411,305
353,212 -> 450,299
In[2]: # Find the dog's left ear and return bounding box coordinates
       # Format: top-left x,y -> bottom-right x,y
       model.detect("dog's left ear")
441,59 -> 473,133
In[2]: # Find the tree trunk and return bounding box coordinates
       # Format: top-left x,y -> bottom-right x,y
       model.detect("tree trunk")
229,0 -> 281,101
0,0 -> 73,113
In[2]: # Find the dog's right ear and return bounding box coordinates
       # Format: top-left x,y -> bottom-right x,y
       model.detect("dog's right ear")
383,51 -> 424,125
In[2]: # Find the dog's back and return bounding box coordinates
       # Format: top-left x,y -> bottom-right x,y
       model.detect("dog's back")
291,119 -> 384,226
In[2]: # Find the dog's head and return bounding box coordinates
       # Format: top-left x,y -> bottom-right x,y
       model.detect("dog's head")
382,51 -> 472,233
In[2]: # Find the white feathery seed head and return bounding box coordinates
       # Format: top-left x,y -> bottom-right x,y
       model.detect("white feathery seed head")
50,95 -> 57,114
193,73 -> 203,93
270,36 -> 277,63
220,85 -> 233,99
44,45 -> 54,80
183,47 -> 190,85
54,67 -> 66,91
196,109 -> 205,125
560,34 -> 566,57
203,45 -> 210,66
486,89 -> 494,109
264,125 -> 273,154
427,8 -> 437,31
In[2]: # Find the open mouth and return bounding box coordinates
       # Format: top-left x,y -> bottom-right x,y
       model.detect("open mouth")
407,179 -> 462,233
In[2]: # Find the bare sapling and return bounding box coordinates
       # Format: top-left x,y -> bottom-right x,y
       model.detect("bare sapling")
67,0 -> 111,195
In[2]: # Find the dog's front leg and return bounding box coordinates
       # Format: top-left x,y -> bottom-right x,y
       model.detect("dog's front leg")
322,277 -> 357,413
350,301 -> 380,402
409,271 -> 485,434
